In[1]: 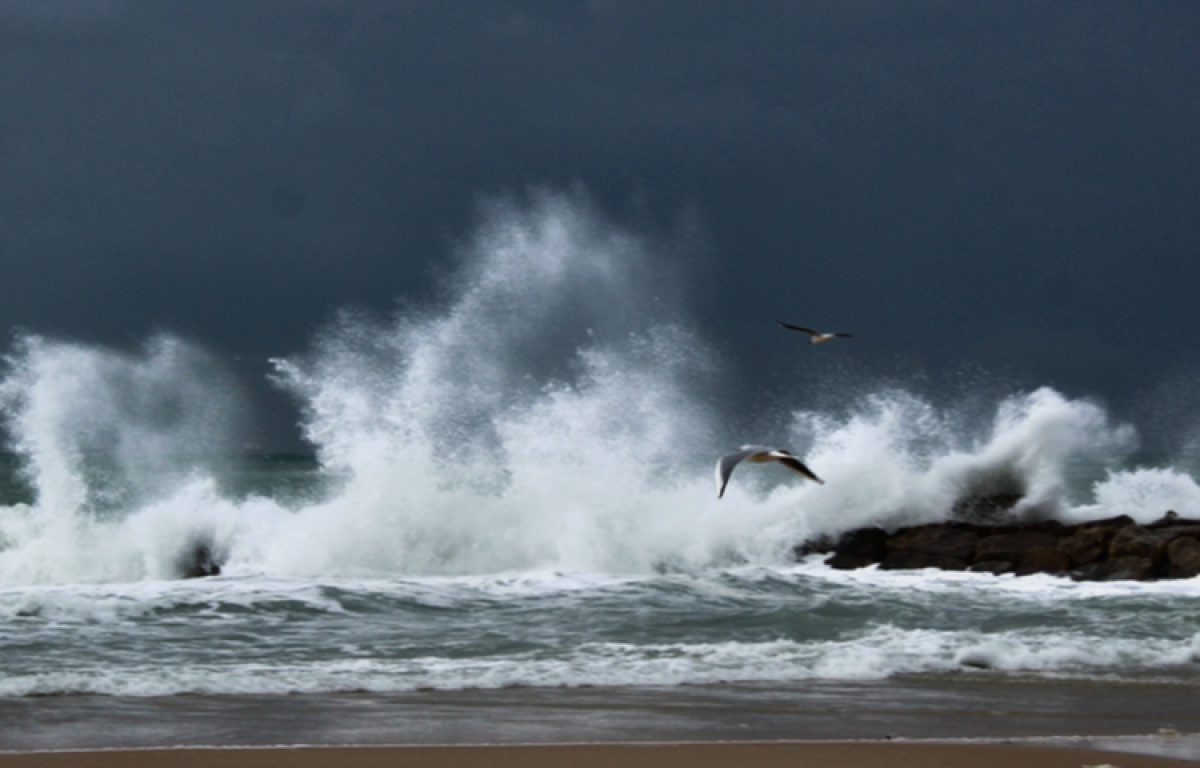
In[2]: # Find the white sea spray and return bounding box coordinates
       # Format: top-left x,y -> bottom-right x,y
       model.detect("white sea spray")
0,189 -> 1198,587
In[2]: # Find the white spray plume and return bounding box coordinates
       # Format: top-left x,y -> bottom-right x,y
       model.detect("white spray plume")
0,334 -> 245,582
2,190 -> 1199,586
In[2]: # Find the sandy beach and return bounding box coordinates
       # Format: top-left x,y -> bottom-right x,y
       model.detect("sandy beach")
1,743 -> 1196,768
2,680 -> 1197,765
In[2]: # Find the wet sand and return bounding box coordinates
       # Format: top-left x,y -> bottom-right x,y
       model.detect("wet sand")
0,743 -> 1196,768
2,679 -> 1197,763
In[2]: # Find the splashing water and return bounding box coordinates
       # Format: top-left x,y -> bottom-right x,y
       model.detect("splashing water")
0,334 -> 245,582
784,386 -> 1151,538
3,191 -> 1200,707
265,190 -> 728,574
1,191 -> 1199,586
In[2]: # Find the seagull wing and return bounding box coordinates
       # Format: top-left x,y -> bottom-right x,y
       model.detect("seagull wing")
715,447 -> 766,498
778,322 -> 819,336
768,451 -> 824,484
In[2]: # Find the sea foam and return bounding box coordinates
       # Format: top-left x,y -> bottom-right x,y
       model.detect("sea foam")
1,189 -> 1199,585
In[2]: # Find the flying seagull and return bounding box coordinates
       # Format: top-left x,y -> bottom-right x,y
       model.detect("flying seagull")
715,445 -> 824,498
779,322 -> 853,344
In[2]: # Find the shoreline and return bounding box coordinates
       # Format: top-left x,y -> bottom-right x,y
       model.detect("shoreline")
0,742 -> 1196,768
2,679 -> 1198,761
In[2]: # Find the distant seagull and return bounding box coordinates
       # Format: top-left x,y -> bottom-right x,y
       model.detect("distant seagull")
715,445 -> 823,498
779,322 -> 853,345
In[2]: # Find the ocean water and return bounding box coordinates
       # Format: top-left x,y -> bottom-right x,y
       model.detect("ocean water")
0,191 -> 1198,748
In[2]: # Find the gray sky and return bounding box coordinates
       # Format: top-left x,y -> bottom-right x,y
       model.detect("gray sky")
2,1 -> 1199,447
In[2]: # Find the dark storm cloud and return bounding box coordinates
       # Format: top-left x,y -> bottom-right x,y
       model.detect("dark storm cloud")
2,0 -> 1200,444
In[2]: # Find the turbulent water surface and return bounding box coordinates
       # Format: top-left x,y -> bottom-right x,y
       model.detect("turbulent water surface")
0,192 -> 1197,709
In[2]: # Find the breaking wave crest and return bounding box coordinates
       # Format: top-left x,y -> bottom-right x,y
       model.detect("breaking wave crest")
1,190 -> 1199,585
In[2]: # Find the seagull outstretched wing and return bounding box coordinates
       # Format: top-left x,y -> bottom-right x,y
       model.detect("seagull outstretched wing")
778,322 -> 819,335
778,322 -> 853,343
715,445 -> 823,498
715,446 -> 765,498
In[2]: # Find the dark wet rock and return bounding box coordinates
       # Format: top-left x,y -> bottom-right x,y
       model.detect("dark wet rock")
1057,526 -> 1114,566
1166,536 -> 1200,578
1072,556 -> 1158,582
177,542 -> 222,579
1108,527 -> 1176,566
1021,519 -> 1069,537
969,560 -> 1015,575
1067,562 -> 1103,581
833,527 -> 889,561
807,512 -> 1200,580
1084,514 -> 1137,529
975,531 -> 1058,563
793,534 -> 837,559
825,553 -> 877,570
1015,547 -> 1070,576
948,521 -> 1020,537
879,550 -> 968,571
887,524 -> 979,563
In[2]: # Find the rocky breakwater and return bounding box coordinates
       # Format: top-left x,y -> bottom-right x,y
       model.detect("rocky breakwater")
808,512 -> 1200,581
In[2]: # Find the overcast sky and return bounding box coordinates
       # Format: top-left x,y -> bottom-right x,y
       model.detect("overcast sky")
2,1 -> 1199,447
